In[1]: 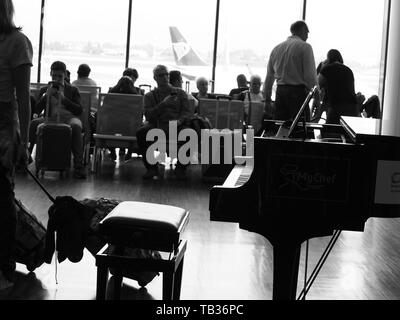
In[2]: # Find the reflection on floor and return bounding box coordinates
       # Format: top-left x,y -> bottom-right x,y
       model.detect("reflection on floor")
2,152 -> 400,300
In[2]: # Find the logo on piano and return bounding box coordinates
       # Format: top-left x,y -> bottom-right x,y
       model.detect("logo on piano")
375,161 -> 400,204
391,172 -> 400,191
279,164 -> 337,192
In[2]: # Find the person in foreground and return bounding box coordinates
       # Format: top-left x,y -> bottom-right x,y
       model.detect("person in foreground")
0,0 -> 32,290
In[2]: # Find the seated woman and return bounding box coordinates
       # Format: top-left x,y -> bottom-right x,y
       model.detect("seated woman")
317,49 -> 360,124
108,76 -> 141,160
192,77 -> 216,101
109,75 -> 139,95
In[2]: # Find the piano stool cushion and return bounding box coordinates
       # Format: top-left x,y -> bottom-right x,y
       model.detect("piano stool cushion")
99,201 -> 189,252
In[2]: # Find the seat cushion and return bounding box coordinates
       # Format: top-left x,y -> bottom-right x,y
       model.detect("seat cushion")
99,201 -> 189,251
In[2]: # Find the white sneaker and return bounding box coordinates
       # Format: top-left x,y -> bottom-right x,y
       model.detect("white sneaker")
0,271 -> 14,290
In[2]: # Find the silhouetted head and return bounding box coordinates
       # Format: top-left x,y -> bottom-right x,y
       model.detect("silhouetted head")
249,75 -> 262,94
237,74 -> 248,88
123,67 -> 139,83
50,61 -> 67,85
326,49 -> 343,64
65,70 -> 71,83
77,63 -> 91,78
153,65 -> 169,88
196,77 -> 209,95
290,20 -> 309,41
169,70 -> 183,88
0,0 -> 20,34
115,75 -> 135,93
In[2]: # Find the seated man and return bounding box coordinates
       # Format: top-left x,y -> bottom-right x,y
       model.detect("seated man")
228,74 -> 249,99
169,70 -> 198,110
71,63 -> 97,87
237,74 -> 264,122
136,65 -> 192,180
29,61 -> 86,179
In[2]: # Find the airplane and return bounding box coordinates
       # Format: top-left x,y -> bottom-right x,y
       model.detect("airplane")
168,26 -> 210,82
169,26 -> 260,94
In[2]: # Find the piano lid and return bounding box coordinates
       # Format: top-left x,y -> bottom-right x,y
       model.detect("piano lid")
340,116 -> 400,144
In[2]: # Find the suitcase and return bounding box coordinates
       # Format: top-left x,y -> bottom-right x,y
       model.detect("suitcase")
35,89 -> 72,177
14,199 -> 46,272
35,122 -> 72,177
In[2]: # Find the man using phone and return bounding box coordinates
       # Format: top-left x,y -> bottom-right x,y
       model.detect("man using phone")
29,61 -> 86,179
136,64 -> 192,180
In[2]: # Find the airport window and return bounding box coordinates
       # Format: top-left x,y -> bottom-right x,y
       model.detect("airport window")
14,0 -> 388,100
214,0 -> 303,95
129,0 -> 216,93
13,0 -> 41,81
40,0 -> 129,91
306,0 -> 385,99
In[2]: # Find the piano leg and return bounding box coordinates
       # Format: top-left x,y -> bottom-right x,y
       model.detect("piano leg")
272,242 -> 301,300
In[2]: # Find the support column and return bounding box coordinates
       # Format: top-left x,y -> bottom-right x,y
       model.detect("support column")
382,0 -> 400,136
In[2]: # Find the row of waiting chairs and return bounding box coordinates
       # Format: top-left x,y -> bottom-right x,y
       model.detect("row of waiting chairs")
30,83 -> 265,174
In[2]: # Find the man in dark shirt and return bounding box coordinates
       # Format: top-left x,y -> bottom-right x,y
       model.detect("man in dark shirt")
229,74 -> 249,98
29,61 -> 86,178
318,51 -> 360,124
136,65 -> 192,180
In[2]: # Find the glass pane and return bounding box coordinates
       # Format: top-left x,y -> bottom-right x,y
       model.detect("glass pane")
215,0 -> 303,94
129,0 -> 216,93
307,0 -> 385,99
41,0 -> 129,91
13,0 -> 41,82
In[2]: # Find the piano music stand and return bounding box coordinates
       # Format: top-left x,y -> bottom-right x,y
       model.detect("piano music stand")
287,86 -> 317,139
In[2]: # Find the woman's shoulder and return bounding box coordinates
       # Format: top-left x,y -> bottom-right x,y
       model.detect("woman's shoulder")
7,30 -> 31,45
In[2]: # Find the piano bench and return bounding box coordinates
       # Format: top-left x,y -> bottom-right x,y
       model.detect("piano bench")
95,201 -> 190,300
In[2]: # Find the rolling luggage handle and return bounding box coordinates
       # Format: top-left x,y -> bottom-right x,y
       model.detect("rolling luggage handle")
45,82 -> 62,123
25,167 -> 60,283
26,167 -> 55,203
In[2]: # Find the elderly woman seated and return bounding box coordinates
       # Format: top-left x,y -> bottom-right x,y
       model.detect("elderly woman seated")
192,77 -> 216,100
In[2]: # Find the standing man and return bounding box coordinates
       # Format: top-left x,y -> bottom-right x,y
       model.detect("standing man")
263,20 -> 318,121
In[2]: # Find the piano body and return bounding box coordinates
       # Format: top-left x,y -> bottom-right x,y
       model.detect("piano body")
210,116 -> 400,300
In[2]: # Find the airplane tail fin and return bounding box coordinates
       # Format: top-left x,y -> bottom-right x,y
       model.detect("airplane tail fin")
169,26 -> 207,66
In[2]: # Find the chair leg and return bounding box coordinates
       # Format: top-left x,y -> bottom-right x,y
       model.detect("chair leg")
113,274 -> 123,300
162,271 -> 175,301
84,142 -> 90,166
91,146 -> 97,172
96,265 -> 109,300
173,257 -> 184,300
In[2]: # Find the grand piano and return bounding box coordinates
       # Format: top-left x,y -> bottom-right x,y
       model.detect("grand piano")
209,115 -> 400,300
